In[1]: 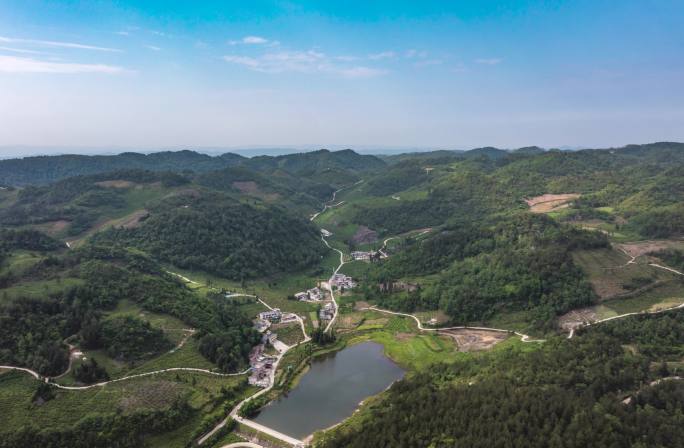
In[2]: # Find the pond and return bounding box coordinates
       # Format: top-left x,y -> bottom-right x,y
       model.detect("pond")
252,341 -> 405,439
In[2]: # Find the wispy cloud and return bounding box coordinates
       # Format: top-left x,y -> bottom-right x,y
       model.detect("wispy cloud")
228,35 -> 279,46
0,46 -> 44,55
475,58 -> 502,65
0,36 -> 121,52
404,49 -> 428,59
243,36 -> 268,44
144,45 -> 161,51
0,55 -> 127,74
223,50 -> 385,78
115,31 -> 130,36
368,51 -> 395,60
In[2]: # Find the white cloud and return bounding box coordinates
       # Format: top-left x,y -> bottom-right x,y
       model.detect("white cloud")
475,58 -> 502,65
229,35 -> 275,46
0,46 -> 44,55
0,36 -> 121,52
144,45 -> 161,51
115,31 -> 130,36
368,51 -> 395,60
243,36 -> 268,44
0,55 -> 127,74
223,49 -> 385,78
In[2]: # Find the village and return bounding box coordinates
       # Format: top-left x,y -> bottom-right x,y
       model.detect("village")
246,271 -> 356,387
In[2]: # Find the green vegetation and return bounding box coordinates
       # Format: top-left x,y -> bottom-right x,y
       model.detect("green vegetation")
365,214 -> 608,332
2,144 -> 684,446
94,193 -> 324,280
318,310 -> 684,448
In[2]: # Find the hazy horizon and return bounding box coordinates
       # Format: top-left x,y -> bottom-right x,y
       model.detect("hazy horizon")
0,142 -> 632,160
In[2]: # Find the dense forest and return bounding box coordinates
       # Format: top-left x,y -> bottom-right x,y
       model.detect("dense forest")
319,310 -> 684,448
94,193 -> 325,280
366,213 -> 608,331
0,148 -> 385,186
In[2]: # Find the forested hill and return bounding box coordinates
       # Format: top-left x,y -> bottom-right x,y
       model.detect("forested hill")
242,149 -> 386,174
93,193 -> 325,280
0,148 -> 385,186
319,309 -> 684,448
0,151 -> 237,186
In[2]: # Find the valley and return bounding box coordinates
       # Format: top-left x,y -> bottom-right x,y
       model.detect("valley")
0,144 -> 683,448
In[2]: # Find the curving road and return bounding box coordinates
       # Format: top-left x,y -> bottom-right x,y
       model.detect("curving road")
362,306 -> 546,343
321,236 -> 346,333
198,299 -> 311,447
1,364 -> 250,390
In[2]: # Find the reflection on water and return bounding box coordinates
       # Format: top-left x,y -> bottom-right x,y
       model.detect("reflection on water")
253,341 -> 405,439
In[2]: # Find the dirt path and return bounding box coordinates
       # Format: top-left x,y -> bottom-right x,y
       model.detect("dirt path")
309,180 -> 363,222
167,328 -> 197,353
1,365 -> 251,390
649,263 -> 684,276
363,307 -> 546,343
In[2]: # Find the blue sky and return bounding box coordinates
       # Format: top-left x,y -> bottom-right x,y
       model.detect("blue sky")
0,0 -> 682,153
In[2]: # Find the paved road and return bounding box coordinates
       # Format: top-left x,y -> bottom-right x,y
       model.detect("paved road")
321,236 -> 346,333
199,301 -> 311,447
219,443 -> 266,448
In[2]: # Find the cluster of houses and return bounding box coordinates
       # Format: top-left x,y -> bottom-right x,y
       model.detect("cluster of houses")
351,251 -> 373,261
319,302 -> 335,321
248,345 -> 277,387
295,286 -> 323,302
258,308 -> 282,322
330,273 -> 355,290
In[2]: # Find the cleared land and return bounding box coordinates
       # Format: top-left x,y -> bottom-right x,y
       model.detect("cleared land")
572,247 -> 675,299
525,193 -> 580,213
440,329 -> 509,351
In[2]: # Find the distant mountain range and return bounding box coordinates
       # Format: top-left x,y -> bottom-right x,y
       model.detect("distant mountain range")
0,142 -> 681,186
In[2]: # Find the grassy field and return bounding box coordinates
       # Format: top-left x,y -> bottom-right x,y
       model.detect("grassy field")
0,277 -> 84,303
271,322 -> 305,346
572,247 -> 677,299
602,282 -> 684,316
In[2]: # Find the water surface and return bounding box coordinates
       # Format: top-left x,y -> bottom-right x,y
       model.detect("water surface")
253,341 -> 404,438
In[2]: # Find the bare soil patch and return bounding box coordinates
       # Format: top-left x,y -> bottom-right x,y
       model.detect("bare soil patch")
117,210 -> 149,229
440,329 -> 508,351
232,181 -> 259,194
351,225 -> 378,244
395,332 -> 413,342
95,180 -> 136,189
353,301 -> 371,311
35,219 -> 70,236
525,193 -> 580,213
617,240 -> 684,258
558,307 -> 599,332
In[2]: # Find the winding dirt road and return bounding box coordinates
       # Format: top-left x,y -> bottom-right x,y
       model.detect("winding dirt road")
362,306 -> 546,343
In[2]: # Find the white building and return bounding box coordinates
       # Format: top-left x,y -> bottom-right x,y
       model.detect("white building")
351,251 -> 373,261
319,302 -> 335,320
258,308 -> 282,322
330,273 -> 355,290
